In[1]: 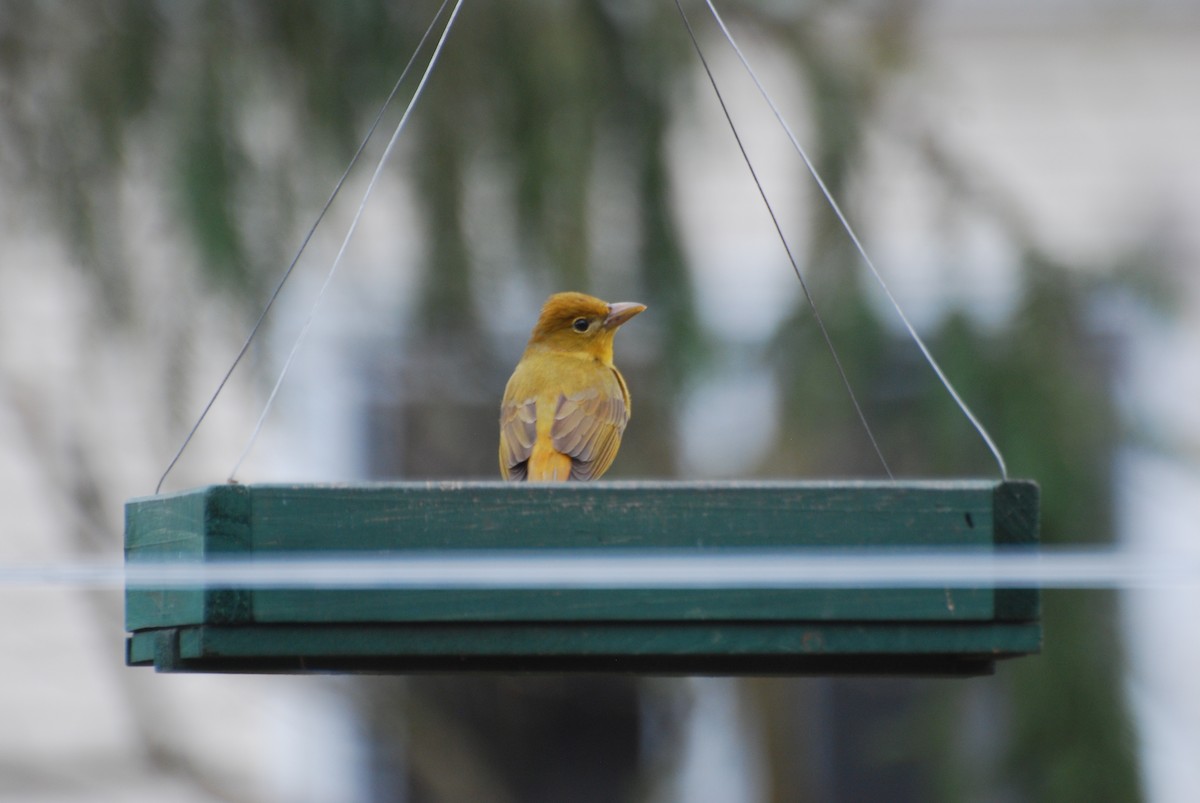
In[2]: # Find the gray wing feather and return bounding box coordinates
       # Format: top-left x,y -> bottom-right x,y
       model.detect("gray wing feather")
551,382 -> 629,481
499,397 -> 538,480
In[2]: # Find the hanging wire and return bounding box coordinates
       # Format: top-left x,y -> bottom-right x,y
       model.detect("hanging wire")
700,0 -> 1010,479
155,0 -> 454,494
227,0 -> 466,482
674,0 -> 894,479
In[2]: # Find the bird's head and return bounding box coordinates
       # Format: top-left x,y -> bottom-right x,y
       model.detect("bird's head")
528,291 -> 646,360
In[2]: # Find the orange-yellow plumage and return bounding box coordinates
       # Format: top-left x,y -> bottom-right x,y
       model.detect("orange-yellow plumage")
499,291 -> 645,481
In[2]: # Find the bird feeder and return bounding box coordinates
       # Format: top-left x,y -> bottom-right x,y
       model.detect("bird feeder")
125,479 -> 1040,676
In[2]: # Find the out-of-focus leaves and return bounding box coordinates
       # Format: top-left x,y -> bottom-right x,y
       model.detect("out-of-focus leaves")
0,1 -> 1152,800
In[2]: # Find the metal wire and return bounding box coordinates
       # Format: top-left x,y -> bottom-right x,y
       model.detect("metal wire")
674,0 -> 894,478
155,0 -> 455,493
700,0 -> 1009,479
4,547 -> 1197,590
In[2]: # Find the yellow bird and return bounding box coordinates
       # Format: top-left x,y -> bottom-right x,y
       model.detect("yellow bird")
500,291 -> 646,481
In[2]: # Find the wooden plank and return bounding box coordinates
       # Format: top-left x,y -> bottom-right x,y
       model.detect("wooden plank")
244,480 -> 996,551
993,480 -> 1041,620
126,481 -> 1017,630
249,586 -> 992,625
251,481 -> 996,623
124,484 -> 252,630
124,488 -> 208,630
126,620 -> 1039,675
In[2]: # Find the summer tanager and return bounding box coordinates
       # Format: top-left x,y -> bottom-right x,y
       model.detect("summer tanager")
499,291 -> 646,481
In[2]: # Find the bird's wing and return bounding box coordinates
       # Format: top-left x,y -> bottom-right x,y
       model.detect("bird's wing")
499,396 -> 538,481
551,382 -> 629,481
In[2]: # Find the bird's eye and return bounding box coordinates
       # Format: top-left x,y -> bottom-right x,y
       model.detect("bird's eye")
572,318 -> 590,332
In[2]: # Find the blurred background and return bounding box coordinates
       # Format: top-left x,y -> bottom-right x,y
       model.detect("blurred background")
1,0 -> 1197,800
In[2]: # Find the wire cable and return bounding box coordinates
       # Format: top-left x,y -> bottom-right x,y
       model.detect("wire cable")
701,0 -> 1009,479
155,0 -> 454,493
227,0 -> 466,482
675,0 -> 894,478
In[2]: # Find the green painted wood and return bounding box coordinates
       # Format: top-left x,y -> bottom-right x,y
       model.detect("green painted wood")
124,488 -> 208,630
993,480 -> 1041,620
126,481 -> 1020,629
249,586 -> 992,625
244,481 -> 996,551
126,620 -> 1039,675
124,484 -> 252,629
125,480 -> 1041,675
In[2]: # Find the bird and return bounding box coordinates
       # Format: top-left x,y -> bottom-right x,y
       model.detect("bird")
500,291 -> 646,481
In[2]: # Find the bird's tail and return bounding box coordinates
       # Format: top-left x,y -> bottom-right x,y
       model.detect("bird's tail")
527,442 -> 573,482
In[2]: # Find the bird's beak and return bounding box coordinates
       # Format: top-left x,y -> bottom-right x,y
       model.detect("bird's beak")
604,302 -> 646,330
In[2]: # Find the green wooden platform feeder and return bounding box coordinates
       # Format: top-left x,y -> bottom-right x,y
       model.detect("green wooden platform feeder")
123,3 -> 1041,678
124,479 -> 1040,676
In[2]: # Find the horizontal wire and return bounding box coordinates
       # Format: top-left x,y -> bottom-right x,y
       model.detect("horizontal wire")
2,547 -> 1197,591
